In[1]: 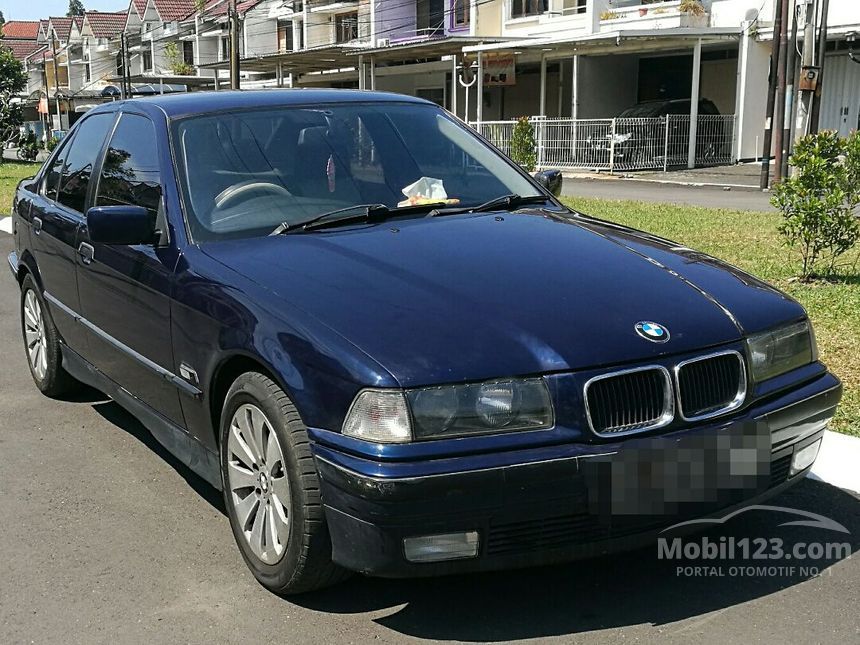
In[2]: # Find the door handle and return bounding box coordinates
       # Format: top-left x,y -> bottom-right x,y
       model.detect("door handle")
32,216 -> 42,235
78,242 -> 95,266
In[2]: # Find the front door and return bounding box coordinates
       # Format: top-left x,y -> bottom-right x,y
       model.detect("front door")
76,112 -> 184,426
30,114 -> 116,353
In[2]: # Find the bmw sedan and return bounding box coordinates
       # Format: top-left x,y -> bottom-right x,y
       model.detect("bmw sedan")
8,90 -> 842,594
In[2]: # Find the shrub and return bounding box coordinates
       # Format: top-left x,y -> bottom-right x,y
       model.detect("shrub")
45,136 -> 59,152
680,0 -> 706,16
771,130 -> 860,280
510,117 -> 537,172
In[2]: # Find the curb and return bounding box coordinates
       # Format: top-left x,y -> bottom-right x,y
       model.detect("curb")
561,172 -> 767,193
808,430 -> 860,494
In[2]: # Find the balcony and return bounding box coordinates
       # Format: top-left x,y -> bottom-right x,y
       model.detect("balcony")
599,1 -> 710,31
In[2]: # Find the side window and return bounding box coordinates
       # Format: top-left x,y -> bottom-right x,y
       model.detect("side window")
56,114 -> 114,213
44,139 -> 70,201
96,114 -> 163,217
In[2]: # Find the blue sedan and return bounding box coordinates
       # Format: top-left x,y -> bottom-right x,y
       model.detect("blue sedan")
8,90 -> 841,593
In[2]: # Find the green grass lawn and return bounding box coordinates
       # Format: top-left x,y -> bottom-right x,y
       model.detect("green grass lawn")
0,162 -> 37,214
563,196 -> 860,437
1,162 -> 855,435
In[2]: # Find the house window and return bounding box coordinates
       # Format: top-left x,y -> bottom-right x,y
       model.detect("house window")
561,0 -> 588,15
454,0 -> 470,27
417,0 -> 445,33
335,12 -> 357,44
278,20 -> 294,52
221,36 -> 229,61
85,62 -> 91,83
142,50 -> 153,72
183,40 -> 194,65
116,51 -> 124,76
510,0 -> 549,19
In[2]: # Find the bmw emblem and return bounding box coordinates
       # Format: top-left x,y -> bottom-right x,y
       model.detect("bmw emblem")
635,321 -> 670,343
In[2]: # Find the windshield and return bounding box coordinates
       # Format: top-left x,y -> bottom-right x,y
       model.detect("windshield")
172,102 -> 543,240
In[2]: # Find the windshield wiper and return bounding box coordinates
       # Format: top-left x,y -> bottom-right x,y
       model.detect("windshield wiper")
428,194 -> 551,218
270,201 -> 446,235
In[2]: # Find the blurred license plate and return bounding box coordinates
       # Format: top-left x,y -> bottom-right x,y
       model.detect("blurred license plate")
583,422 -> 771,516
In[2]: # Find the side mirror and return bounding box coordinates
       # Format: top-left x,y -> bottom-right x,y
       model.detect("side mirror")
534,169 -> 563,197
86,206 -> 155,246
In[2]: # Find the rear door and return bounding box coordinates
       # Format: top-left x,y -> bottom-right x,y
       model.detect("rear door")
28,114 -> 116,353
75,111 -> 184,426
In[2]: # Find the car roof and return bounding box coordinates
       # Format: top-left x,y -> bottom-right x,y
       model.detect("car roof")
91,89 -> 433,120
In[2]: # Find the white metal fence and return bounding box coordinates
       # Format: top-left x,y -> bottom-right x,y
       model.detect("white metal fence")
470,115 -> 736,172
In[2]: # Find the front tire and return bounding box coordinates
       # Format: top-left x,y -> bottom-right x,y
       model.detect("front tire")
220,372 -> 349,594
20,274 -> 80,397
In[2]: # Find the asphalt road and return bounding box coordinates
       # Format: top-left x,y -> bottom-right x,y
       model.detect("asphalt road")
562,176 -> 775,212
0,234 -> 857,645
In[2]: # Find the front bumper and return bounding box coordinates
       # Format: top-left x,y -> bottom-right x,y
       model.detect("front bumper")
311,372 -> 841,577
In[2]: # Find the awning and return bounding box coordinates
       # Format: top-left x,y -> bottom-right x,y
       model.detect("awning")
198,37 -> 514,75
462,28 -> 741,59
198,44 -> 358,74
347,36 -> 514,64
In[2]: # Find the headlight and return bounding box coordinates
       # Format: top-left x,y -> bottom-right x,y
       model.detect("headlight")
746,320 -> 817,382
342,378 -> 553,443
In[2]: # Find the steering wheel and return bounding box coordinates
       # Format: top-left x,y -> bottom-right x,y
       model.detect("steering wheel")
214,181 -> 292,210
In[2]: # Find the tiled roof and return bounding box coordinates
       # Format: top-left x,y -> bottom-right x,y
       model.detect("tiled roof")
200,0 -> 263,18
48,17 -> 74,41
1,21 -> 41,40
152,0 -> 198,22
26,46 -> 50,63
131,0 -> 148,17
84,11 -> 128,38
2,38 -> 45,62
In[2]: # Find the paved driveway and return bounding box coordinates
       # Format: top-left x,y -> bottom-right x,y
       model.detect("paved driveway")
0,235 -> 857,645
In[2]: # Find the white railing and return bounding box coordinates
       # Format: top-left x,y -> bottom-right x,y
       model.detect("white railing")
470,115 -> 736,172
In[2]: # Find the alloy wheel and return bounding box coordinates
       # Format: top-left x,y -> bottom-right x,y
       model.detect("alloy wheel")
23,289 -> 48,381
226,403 -> 291,565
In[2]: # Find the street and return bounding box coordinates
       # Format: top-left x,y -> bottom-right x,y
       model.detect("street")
562,176 -> 776,212
0,234 -> 857,645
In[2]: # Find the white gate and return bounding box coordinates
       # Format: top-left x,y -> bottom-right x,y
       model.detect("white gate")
470,115 -> 736,172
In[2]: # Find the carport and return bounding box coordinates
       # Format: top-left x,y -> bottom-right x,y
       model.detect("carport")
463,28 -> 740,169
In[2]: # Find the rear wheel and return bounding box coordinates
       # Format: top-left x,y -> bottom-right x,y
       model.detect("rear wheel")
20,274 -> 80,397
220,371 -> 349,594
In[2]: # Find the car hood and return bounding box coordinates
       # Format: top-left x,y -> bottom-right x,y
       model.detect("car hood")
201,211 -> 804,387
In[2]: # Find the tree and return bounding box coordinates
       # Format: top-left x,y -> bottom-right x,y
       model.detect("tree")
771,130 -> 860,279
0,10 -> 6,27
510,117 -> 537,172
0,47 -> 27,138
67,0 -> 86,17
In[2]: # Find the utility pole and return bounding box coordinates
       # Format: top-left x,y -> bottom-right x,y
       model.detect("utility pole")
781,0 -> 799,180
773,0 -> 791,185
760,0 -> 786,189
50,38 -> 62,131
797,0 -> 818,137
809,0 -> 830,133
230,0 -> 240,90
120,32 -> 127,99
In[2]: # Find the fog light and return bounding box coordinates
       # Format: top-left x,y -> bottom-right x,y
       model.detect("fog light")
791,439 -> 822,475
403,531 -> 479,563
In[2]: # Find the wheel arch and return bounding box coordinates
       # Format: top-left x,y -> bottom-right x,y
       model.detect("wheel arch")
208,352 -> 298,448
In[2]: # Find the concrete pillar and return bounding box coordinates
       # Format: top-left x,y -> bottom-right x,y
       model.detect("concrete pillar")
688,39 -> 702,169
571,54 -> 579,119
358,54 -> 365,90
451,56 -> 458,117
476,51 -> 483,123
370,55 -> 376,90
539,53 -> 547,116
